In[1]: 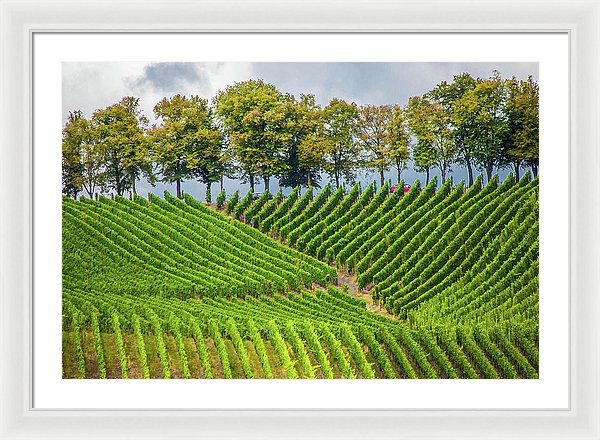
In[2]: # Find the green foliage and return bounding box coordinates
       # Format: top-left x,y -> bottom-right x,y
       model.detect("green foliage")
406,95 -> 456,183
132,314 -> 150,379
340,324 -> 375,378
282,321 -> 315,379
243,190 -> 271,226
319,323 -> 356,379
90,313 -> 107,379
279,94 -> 324,189
356,104 -> 397,186
67,304 -> 86,379
92,96 -> 152,197
189,319 -> 213,379
147,310 -> 170,379
226,318 -> 253,378
111,312 -> 128,379
386,105 -> 411,181
225,190 -> 239,214
149,94 -> 223,198
261,187 -> 299,233
215,190 -> 226,209
63,73 -> 538,201
247,320 -> 273,379
214,80 -> 290,191
299,321 -> 334,379
62,110 -> 92,198
169,314 -> 191,378
266,320 -> 299,379
318,98 -> 363,188
358,325 -> 396,379
62,171 -> 538,379
208,319 -> 232,379
453,72 -> 509,181
504,76 -> 539,176
234,189 -> 254,220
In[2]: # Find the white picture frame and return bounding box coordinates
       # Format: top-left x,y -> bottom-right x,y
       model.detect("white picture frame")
1,0 -> 599,438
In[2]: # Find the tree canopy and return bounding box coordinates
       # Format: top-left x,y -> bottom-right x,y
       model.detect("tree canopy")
63,71 -> 538,199
319,98 -> 363,189
149,94 -> 223,198
91,96 -> 151,197
213,79 -> 290,192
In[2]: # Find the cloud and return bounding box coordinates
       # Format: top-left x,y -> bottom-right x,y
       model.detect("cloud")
252,62 -> 538,107
62,61 -> 538,126
63,62 -> 257,124
130,62 -> 206,92
62,62 -> 148,121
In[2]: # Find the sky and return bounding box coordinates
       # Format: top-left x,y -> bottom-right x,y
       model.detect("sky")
63,62 -> 538,199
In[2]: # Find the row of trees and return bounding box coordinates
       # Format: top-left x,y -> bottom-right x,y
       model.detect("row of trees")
63,71 -> 538,199
407,71 -> 538,185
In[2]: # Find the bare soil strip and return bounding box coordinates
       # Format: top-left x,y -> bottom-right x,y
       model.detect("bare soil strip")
333,269 -> 398,321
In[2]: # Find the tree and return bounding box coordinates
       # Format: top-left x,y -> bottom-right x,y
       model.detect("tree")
150,95 -> 220,198
91,96 -> 151,197
216,148 -> 237,192
406,96 -> 456,183
62,110 -> 86,198
320,98 -> 362,189
62,110 -> 108,198
386,105 -> 411,183
297,132 -> 328,189
356,104 -> 394,186
504,76 -> 539,179
278,94 -> 323,189
430,73 -> 478,186
455,72 -> 508,182
213,80 -> 289,192
412,139 -> 437,185
189,108 -> 225,200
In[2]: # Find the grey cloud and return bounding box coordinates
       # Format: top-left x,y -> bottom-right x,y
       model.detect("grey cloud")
132,62 -> 207,92
253,62 -> 538,107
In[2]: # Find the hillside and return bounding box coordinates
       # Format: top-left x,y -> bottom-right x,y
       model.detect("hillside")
62,175 -> 539,379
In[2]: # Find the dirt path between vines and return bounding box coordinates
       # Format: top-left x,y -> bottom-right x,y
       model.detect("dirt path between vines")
334,269 -> 398,321
205,203 -> 396,320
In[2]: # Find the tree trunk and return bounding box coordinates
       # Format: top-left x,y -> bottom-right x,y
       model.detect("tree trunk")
486,163 -> 493,183
379,169 -> 385,187
84,180 -> 94,199
307,173 -> 311,189
176,179 -> 181,198
220,175 -> 224,192
426,168 -> 430,185
513,160 -> 521,181
335,172 -> 340,189
531,163 -> 538,177
131,179 -> 136,199
249,174 -> 255,192
264,176 -> 270,193
206,182 -> 212,203
115,166 -> 123,197
441,167 -> 446,184
465,156 -> 474,187
396,163 -> 402,183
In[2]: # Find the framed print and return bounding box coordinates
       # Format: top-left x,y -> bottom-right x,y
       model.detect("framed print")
1,0 -> 599,439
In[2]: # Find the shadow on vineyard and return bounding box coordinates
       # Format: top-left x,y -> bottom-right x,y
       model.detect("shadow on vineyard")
62,174 -> 539,379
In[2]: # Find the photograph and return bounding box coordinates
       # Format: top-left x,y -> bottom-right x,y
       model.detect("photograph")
61,61 -> 540,380
4,0 -> 599,436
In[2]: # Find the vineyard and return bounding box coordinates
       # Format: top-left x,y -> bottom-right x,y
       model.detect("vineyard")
63,174 -> 539,379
